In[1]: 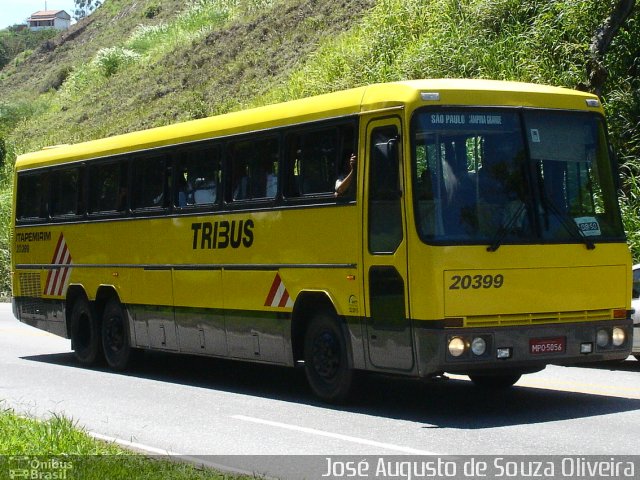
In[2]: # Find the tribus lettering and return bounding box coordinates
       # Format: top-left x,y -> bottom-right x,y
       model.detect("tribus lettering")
191,220 -> 254,249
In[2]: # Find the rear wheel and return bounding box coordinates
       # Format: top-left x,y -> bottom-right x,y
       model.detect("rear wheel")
69,296 -> 102,365
101,299 -> 132,371
469,373 -> 522,388
304,312 -> 353,403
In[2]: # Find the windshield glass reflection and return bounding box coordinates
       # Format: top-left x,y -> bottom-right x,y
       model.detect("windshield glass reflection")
411,108 -> 624,246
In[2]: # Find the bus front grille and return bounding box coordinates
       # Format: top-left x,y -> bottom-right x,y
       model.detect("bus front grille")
464,309 -> 613,328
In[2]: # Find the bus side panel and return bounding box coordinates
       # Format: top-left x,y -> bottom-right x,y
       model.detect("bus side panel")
119,269 -> 176,350
12,202 -> 364,368
173,269 -> 227,356
216,205 -> 362,366
223,269 -> 289,363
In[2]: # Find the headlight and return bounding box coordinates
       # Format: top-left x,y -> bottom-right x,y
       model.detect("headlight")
612,327 -> 626,347
448,337 -> 466,357
596,329 -> 609,348
471,337 -> 487,356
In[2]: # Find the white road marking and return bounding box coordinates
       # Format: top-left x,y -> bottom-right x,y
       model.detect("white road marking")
87,431 -> 182,455
88,431 -> 266,477
232,414 -> 442,455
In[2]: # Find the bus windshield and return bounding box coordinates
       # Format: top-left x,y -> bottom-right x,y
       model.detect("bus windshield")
411,108 -> 625,246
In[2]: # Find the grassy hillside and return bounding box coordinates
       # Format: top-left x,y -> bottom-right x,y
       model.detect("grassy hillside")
0,28 -> 59,70
2,0 -> 376,151
1,0 -> 639,297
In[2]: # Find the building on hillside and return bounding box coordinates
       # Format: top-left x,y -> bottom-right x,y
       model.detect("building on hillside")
27,10 -> 71,31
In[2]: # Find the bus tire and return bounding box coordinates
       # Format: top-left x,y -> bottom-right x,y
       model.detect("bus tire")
101,299 -> 132,371
468,373 -> 521,388
69,296 -> 102,366
304,312 -> 353,403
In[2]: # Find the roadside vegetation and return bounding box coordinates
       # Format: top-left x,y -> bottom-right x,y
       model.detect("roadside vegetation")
0,27 -> 58,70
0,0 -> 639,300
0,406 -> 251,479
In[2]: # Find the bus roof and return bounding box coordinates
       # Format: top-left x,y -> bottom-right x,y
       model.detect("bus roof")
16,79 -> 601,170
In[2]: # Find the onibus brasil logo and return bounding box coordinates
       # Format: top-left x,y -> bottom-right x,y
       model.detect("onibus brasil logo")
8,456 -> 73,480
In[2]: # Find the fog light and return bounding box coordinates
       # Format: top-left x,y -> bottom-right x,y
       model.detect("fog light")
496,347 -> 512,359
448,337 -> 466,357
596,329 -> 609,348
580,343 -> 593,354
612,327 -> 626,347
471,337 -> 487,356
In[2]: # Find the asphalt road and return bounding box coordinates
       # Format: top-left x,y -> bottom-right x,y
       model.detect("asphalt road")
2,302 -> 640,479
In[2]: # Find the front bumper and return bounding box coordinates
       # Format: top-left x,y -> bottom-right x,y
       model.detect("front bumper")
414,319 -> 632,377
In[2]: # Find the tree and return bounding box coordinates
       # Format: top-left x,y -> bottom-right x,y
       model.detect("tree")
586,0 -> 636,97
73,0 -> 103,21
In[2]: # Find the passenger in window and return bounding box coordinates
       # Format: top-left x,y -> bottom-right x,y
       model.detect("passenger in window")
479,138 -> 521,205
442,154 -> 476,234
176,170 -> 191,207
233,162 -> 250,200
418,168 -> 434,200
302,159 -> 326,194
194,176 -> 216,204
335,153 -> 357,197
265,161 -> 277,198
117,186 -> 128,211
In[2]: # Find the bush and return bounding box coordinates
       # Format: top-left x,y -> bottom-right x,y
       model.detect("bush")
143,3 -> 162,18
93,47 -> 140,77
40,65 -> 74,93
0,186 -> 12,300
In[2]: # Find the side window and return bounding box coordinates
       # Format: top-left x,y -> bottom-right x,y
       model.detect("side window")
89,161 -> 129,213
368,125 -> 402,254
51,167 -> 83,217
285,122 -> 357,198
289,129 -> 337,196
17,172 -> 49,221
132,155 -> 167,210
228,137 -> 279,202
176,145 -> 221,207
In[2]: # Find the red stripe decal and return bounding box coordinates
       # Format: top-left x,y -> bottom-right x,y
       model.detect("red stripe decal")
264,273 -> 281,306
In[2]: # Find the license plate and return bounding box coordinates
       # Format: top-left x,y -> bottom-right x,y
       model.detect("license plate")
529,337 -> 566,355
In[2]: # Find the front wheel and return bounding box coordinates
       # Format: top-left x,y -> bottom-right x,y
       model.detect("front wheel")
469,373 -> 522,388
304,313 -> 353,403
101,299 -> 133,371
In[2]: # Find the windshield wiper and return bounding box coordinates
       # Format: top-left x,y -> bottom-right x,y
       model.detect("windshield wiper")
487,202 -> 527,252
542,197 -> 596,250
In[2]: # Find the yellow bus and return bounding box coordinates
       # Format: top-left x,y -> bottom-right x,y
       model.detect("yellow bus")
11,79 -> 633,402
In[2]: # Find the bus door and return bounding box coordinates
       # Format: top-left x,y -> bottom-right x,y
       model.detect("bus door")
363,117 -> 415,372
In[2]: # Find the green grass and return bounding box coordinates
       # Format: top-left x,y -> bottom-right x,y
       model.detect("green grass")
261,0 -> 609,103
59,0 -> 277,107
125,0 -> 271,57
0,406 -> 254,479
